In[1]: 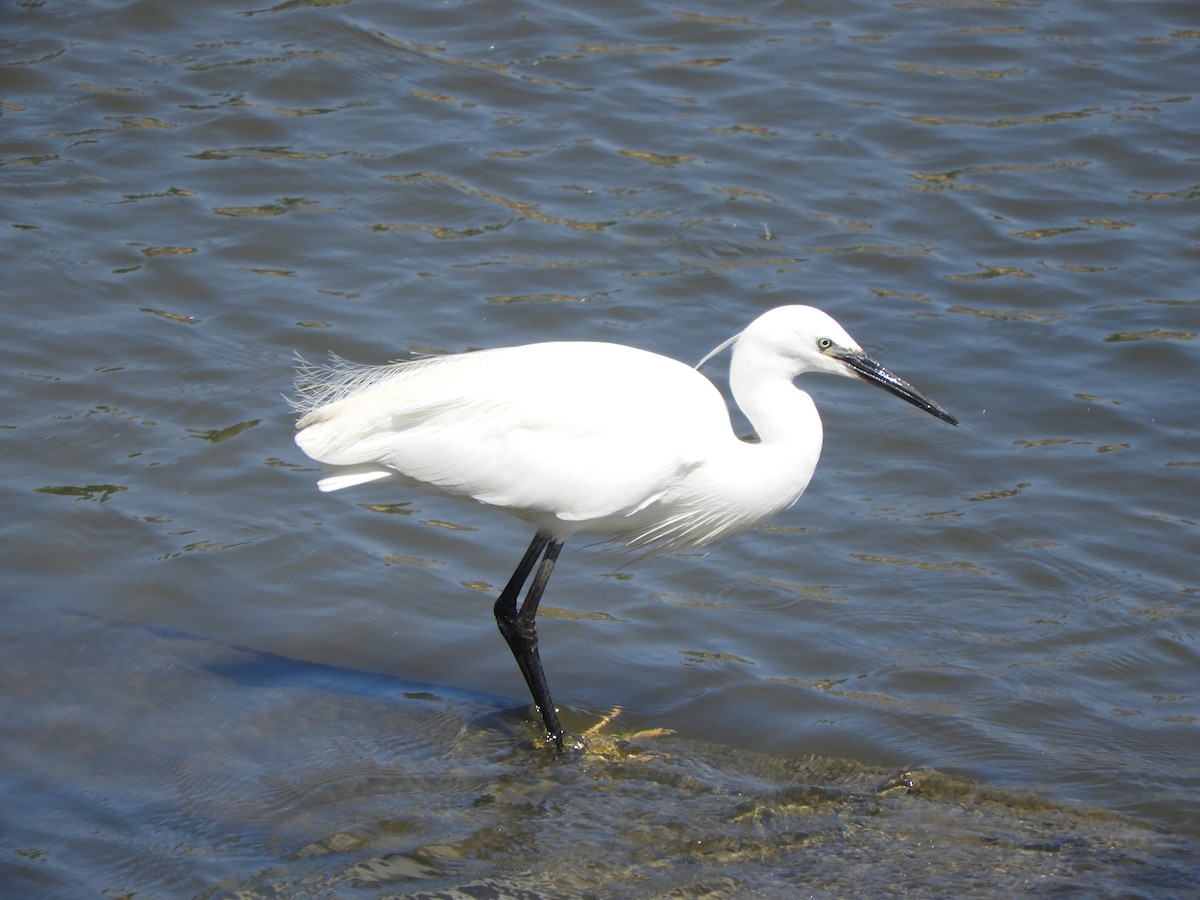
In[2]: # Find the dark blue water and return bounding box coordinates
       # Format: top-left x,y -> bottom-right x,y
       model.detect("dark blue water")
3,0 -> 1198,894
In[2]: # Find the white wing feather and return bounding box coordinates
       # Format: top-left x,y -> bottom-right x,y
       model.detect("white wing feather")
293,343 -> 731,525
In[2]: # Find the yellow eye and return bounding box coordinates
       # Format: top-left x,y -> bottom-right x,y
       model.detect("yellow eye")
817,338 -> 833,351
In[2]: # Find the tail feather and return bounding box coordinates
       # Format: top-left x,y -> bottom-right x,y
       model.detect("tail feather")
314,467 -> 393,493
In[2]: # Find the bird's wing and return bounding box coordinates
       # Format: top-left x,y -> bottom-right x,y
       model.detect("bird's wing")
294,342 -> 732,523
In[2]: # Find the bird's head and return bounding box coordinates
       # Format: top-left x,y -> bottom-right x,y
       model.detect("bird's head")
700,305 -> 958,426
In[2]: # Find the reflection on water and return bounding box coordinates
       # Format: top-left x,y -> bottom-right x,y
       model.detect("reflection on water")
3,0 -> 1199,893
4,610 -> 1193,897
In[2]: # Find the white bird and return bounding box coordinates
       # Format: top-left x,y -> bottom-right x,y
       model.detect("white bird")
292,305 -> 957,748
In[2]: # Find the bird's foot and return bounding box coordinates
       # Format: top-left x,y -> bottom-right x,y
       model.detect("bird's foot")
569,706 -> 674,763
528,705 -> 672,756
584,706 -> 673,743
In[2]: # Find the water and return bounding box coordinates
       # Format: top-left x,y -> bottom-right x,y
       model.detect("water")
3,0 -> 1198,894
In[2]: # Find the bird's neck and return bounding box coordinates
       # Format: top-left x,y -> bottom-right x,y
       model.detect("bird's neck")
730,348 -> 824,454
720,351 -> 825,518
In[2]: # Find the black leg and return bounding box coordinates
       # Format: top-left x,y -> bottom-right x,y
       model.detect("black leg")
493,529 -> 566,749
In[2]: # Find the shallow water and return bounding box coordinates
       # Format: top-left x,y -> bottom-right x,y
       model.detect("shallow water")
3,0 -> 1199,894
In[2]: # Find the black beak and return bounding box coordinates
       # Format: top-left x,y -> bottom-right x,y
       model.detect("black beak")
832,349 -> 959,426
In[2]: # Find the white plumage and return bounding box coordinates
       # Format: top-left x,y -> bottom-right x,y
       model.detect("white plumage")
292,305 -> 956,747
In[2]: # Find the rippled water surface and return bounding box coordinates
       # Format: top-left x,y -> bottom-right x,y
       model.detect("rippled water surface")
3,0 -> 1198,895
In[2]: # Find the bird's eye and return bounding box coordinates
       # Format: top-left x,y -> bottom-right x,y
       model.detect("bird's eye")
817,338 -> 833,351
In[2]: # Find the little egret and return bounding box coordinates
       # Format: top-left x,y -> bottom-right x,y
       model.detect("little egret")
293,306 -> 957,749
